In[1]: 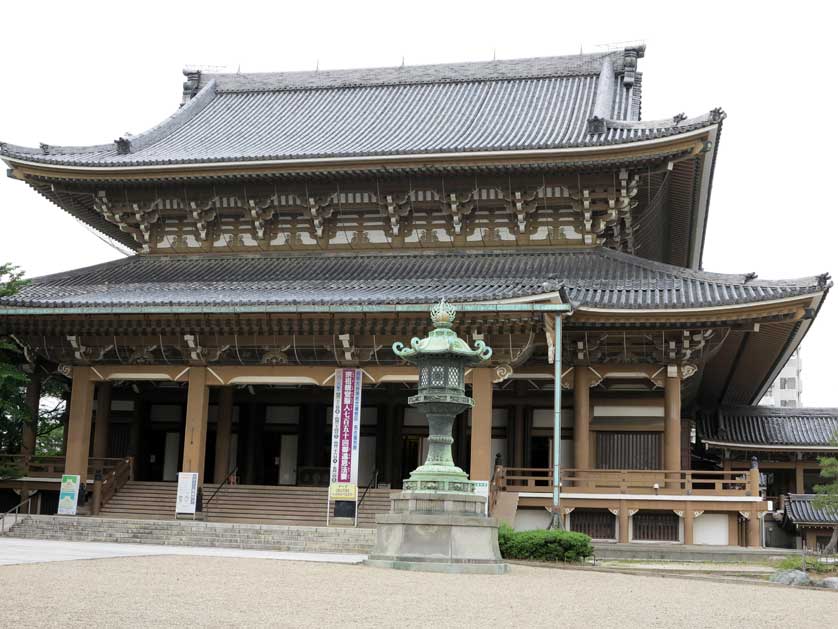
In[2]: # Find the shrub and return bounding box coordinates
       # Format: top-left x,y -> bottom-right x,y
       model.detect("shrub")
776,556 -> 838,575
497,523 -> 593,562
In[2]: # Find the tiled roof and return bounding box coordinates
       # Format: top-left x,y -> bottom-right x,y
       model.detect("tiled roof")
784,494 -> 838,526
699,407 -> 838,448
0,248 -> 826,311
0,48 -> 723,168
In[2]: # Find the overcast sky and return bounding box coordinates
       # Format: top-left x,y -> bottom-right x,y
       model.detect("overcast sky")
1,1 -> 835,405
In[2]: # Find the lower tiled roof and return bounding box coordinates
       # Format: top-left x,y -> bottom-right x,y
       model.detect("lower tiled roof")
784,494 -> 838,526
699,407 -> 838,448
0,248 -> 827,311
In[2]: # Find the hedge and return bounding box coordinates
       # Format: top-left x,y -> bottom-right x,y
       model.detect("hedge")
497,523 -> 593,562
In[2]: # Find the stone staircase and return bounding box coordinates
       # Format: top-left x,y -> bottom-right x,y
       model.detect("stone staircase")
5,515 -> 376,554
99,481 -> 392,528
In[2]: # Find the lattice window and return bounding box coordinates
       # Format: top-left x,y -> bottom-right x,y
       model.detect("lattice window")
419,366 -> 430,388
447,366 -> 460,388
431,366 -> 445,387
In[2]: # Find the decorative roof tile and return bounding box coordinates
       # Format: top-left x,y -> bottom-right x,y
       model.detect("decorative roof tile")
784,494 -> 838,526
699,407 -> 838,448
0,248 -> 826,311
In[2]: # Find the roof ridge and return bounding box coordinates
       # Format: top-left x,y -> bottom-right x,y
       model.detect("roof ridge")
202,51 -> 627,94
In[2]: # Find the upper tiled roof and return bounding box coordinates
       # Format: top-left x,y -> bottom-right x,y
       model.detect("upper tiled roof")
699,407 -> 838,448
0,248 -> 826,311
784,494 -> 838,526
0,47 -> 724,168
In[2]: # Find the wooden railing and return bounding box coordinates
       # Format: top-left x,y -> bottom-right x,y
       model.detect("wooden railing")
96,457 -> 133,514
0,455 -> 127,481
492,466 -> 760,497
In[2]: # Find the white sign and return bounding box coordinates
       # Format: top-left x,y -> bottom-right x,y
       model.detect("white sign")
175,472 -> 199,514
473,480 -> 490,515
57,474 -> 81,516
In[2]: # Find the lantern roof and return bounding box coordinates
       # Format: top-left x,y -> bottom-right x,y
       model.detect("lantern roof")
392,299 -> 492,364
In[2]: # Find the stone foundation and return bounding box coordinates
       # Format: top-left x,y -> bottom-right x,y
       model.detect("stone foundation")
366,491 -> 507,574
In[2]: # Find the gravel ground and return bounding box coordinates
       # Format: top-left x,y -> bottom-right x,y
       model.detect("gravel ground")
0,556 -> 835,628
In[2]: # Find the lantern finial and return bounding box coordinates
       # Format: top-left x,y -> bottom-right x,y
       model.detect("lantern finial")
430,298 -> 456,328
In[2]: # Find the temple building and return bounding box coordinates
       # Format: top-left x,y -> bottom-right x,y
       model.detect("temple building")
1,45 -> 835,547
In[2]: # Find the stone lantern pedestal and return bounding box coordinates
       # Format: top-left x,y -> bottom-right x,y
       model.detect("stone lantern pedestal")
366,299 -> 507,574
367,492 -> 506,574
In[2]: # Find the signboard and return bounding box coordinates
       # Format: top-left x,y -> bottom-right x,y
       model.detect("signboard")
328,368 -> 362,519
175,472 -> 199,515
473,480 -> 490,516
57,474 -> 81,516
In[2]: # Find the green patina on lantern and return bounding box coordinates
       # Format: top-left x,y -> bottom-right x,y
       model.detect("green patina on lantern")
393,299 -> 492,493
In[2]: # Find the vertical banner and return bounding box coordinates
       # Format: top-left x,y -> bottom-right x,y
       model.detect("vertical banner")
329,368 -> 362,520
57,474 -> 81,515
175,472 -> 199,515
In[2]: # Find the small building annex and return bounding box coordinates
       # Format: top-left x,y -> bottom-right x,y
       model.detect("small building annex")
0,45 -> 834,546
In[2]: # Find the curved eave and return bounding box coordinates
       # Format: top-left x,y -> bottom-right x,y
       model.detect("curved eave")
751,288 -> 828,404
702,440 -> 838,452
571,291 -> 824,325
2,126 -> 717,182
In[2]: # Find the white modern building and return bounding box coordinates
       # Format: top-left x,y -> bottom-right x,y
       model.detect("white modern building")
760,349 -> 803,408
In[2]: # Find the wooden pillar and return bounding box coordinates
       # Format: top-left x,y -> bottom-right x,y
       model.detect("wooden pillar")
181,368 -> 209,484
469,368 -> 493,482
21,369 -> 42,458
684,510 -> 695,545
664,366 -> 682,485
618,503 -> 629,543
92,381 -> 113,460
214,386 -> 234,484
728,512 -> 740,546
573,367 -> 591,470
795,461 -> 805,494
65,367 -> 95,480
747,508 -> 761,548
61,389 -> 71,455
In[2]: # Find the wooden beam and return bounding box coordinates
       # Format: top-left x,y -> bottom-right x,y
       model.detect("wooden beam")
469,368 -> 494,482
65,367 -> 95,480
213,386 -> 234,484
181,368 -> 209,483
664,367 -> 681,485
574,368 -> 592,470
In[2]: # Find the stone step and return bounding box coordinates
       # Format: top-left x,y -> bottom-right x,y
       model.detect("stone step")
6,515 -> 375,554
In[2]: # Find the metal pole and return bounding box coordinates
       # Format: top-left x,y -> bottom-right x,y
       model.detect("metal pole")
549,313 -> 563,530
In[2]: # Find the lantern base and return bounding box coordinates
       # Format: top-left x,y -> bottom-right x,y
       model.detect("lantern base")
366,491 -> 507,575
403,465 -> 474,493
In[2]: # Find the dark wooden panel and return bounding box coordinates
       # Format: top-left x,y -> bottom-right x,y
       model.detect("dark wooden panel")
596,431 -> 661,470
633,511 -> 679,542
570,509 -> 616,540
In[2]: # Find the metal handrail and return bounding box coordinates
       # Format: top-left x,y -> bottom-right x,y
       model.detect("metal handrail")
0,491 -> 40,535
204,466 -> 238,519
357,469 -> 379,510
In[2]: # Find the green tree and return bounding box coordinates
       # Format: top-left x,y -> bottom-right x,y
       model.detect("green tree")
0,264 -> 67,478
0,263 -> 28,478
813,433 -> 838,555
